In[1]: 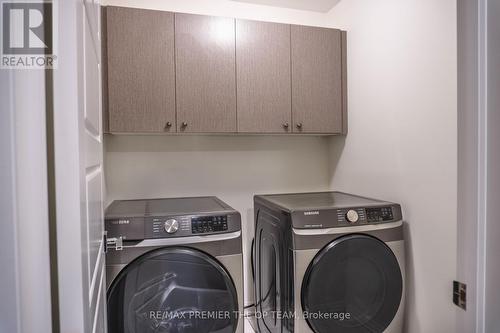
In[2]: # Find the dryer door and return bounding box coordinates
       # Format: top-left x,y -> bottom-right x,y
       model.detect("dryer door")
107,247 -> 239,333
301,234 -> 403,333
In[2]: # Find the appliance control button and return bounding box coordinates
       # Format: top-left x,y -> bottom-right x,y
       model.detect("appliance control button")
164,219 -> 179,234
346,210 -> 359,223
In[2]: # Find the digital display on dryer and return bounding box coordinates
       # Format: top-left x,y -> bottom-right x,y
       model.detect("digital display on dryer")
192,216 -> 228,234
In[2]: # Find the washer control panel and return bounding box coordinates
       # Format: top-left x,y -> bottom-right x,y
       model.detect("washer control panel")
345,209 -> 360,223
147,213 -> 239,238
152,218 -> 187,236
164,219 -> 179,234
192,216 -> 228,234
105,197 -> 241,240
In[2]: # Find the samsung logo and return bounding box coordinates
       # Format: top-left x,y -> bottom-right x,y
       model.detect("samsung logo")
112,219 -> 130,225
304,211 -> 320,216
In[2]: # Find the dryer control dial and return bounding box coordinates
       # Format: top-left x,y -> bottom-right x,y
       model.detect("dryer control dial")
164,219 -> 179,234
346,210 -> 359,223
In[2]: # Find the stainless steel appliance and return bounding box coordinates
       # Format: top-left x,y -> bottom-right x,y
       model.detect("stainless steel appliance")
105,196 -> 244,333
254,191 -> 405,333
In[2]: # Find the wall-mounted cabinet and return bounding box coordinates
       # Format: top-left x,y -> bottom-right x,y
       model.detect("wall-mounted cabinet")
175,14 -> 237,133
236,19 -> 292,133
291,26 -> 344,134
102,6 -> 347,135
104,6 -> 176,133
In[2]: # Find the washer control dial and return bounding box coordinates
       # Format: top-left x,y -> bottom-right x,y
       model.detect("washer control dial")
164,219 -> 179,234
346,210 -> 359,223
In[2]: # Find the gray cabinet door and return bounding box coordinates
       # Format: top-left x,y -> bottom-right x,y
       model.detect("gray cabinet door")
106,6 -> 176,133
291,26 -> 343,134
236,20 -> 291,133
175,13 -> 237,133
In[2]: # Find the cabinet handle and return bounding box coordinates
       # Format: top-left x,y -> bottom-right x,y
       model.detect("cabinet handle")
296,123 -> 303,129
181,122 -> 188,128
165,122 -> 172,128
282,122 -> 289,129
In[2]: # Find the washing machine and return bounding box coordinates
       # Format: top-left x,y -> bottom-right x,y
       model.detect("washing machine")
254,191 -> 405,333
105,196 -> 244,333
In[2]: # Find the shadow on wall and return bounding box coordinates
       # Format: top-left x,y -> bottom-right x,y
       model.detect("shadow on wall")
327,135 -> 346,182
105,134 -> 331,153
103,134 -> 332,202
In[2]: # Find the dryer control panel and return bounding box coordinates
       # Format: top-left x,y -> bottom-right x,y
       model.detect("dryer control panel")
290,204 -> 402,229
366,206 -> 394,222
336,206 -> 398,225
257,192 -> 403,230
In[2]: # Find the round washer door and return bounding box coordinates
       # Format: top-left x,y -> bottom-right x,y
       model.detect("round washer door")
107,247 -> 239,333
301,234 -> 402,333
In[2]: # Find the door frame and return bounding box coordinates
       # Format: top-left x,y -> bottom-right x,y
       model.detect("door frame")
52,0 -> 87,330
0,61 -> 53,333
457,0 -> 499,331
53,0 -> 106,332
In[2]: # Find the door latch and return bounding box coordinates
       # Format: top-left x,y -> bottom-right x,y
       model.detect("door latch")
104,231 -> 123,252
453,280 -> 466,310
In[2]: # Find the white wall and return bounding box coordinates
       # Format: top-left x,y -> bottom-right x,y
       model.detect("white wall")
105,135 -> 331,304
326,0 -> 457,332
